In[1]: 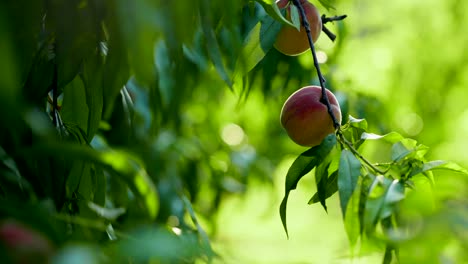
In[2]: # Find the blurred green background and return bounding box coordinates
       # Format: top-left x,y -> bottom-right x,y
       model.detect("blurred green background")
0,0 -> 467,263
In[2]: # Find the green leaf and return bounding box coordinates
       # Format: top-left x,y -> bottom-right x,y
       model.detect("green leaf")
49,1 -> 99,88
308,170 -> 338,204
65,161 -> 87,200
364,176 -> 405,232
348,116 -> 368,130
279,134 -> 336,237
421,160 -> 468,175
154,41 -> 175,108
87,202 -> 126,221
254,0 -> 297,28
338,149 -> 361,217
102,23 -> 130,118
360,131 -> 404,143
344,177 -> 362,249
315,162 -> 331,211
289,5 -> 301,31
181,195 -> 215,259
115,0 -> 156,84
342,116 -> 369,148
391,139 -> 428,162
81,57 -> 104,141
25,142 -> 159,219
317,0 -> 336,10
61,77 -> 89,134
233,11 -> 283,82
200,0 -> 232,88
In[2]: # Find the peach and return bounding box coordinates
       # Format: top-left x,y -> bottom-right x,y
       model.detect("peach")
274,0 -> 322,56
276,0 -> 290,9
280,86 -> 341,147
0,220 -> 54,263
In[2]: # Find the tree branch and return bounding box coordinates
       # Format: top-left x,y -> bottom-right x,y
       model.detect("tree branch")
322,14 -> 347,24
321,14 -> 347,42
291,0 -> 340,129
337,132 -> 385,175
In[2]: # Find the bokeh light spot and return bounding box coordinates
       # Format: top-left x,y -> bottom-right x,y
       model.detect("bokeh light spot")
400,113 -> 424,136
316,50 -> 328,64
221,123 -> 245,146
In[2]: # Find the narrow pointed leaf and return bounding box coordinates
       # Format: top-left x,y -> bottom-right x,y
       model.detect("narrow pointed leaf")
279,134 -> 336,237
422,160 -> 468,175
344,177 -> 362,248
308,170 -> 338,204
255,0 -> 297,28
315,162 -> 330,211
338,149 -> 361,217
364,176 -> 405,232
318,0 -> 336,10
233,12 -> 282,81
289,5 -> 301,31
200,0 -> 232,87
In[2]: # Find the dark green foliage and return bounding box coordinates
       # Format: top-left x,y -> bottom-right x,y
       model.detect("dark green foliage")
0,0 -> 298,262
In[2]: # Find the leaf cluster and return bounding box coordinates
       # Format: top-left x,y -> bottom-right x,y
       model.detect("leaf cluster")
279,116 -> 468,262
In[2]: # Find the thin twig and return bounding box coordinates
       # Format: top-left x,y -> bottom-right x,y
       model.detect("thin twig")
321,14 -> 347,24
291,0 -> 340,129
337,132 -> 385,175
322,25 -> 336,41
321,15 -> 347,42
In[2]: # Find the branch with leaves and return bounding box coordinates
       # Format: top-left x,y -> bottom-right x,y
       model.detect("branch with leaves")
279,1 -> 468,264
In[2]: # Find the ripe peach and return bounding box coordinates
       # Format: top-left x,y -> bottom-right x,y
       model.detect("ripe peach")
0,220 -> 54,263
274,0 -> 322,56
280,86 -> 341,147
276,0 -> 290,9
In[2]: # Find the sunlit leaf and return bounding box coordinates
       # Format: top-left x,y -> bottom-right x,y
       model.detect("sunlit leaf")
87,202 -> 126,221
181,195 -> 215,259
360,132 -> 404,143
279,134 -> 336,237
317,0 -> 336,10
254,0 -> 298,28
338,149 -> 361,217
422,160 -> 468,175
233,11 -> 282,82
26,142 -> 159,219
348,116 -> 368,130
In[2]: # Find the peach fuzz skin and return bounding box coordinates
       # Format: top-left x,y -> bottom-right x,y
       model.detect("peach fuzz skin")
280,86 -> 341,147
274,0 -> 322,56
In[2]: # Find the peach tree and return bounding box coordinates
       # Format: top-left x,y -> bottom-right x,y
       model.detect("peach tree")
0,0 -> 467,263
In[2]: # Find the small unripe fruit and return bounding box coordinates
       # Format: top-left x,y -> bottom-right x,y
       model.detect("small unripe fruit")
274,0 -> 322,56
280,86 -> 341,147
